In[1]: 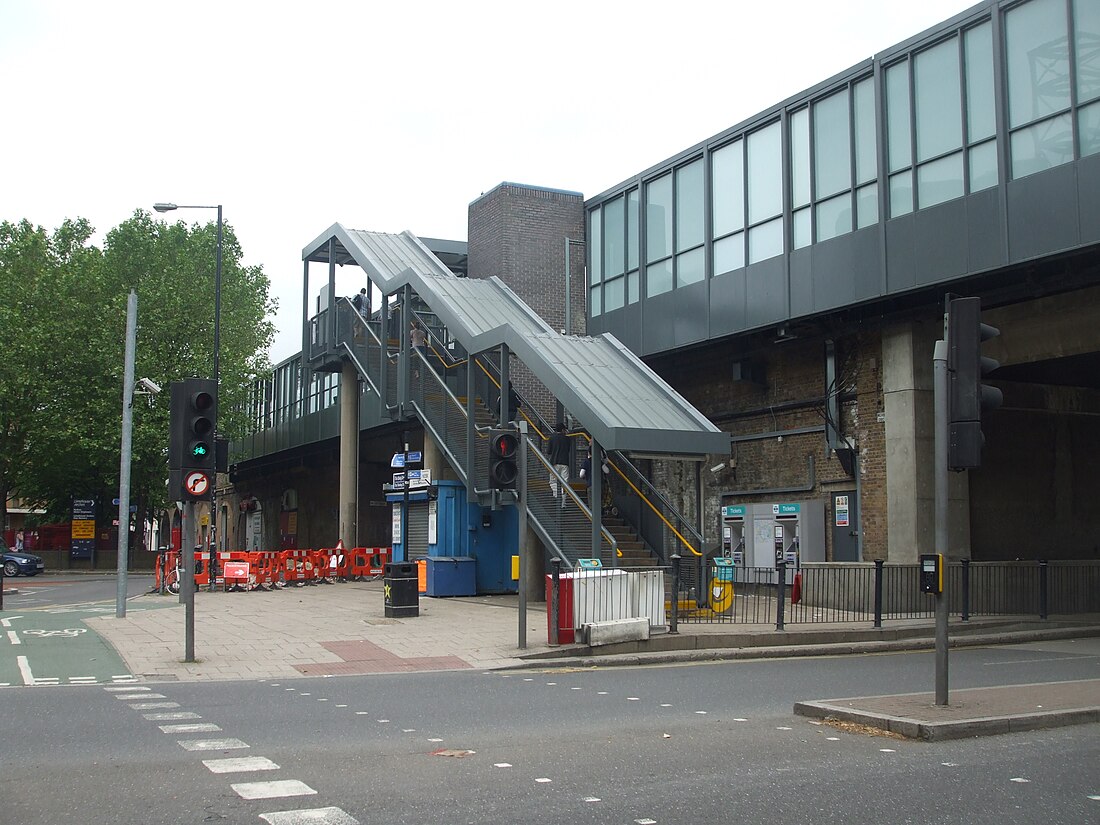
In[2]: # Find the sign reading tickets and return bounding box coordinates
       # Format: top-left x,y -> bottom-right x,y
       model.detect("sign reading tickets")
71,498 -> 96,559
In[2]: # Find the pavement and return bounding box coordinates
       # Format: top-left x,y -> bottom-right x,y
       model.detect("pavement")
63,578 -> 1100,741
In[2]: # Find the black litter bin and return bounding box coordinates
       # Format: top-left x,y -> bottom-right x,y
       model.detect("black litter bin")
384,561 -> 419,618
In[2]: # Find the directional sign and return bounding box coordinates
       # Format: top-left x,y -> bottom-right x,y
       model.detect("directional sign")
184,471 -> 211,497
390,453 -> 406,469
406,451 -> 423,465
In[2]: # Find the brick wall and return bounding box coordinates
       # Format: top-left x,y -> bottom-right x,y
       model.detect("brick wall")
468,183 -> 585,430
648,330 -> 886,561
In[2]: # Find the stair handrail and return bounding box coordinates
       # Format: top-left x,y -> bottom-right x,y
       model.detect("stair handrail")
579,433 -> 704,559
475,353 -> 553,444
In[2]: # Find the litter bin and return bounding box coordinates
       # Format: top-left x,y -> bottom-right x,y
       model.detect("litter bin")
384,562 -> 419,618
545,572 -> 575,644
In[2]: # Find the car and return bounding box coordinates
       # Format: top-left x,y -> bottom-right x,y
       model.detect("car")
1,537 -> 45,577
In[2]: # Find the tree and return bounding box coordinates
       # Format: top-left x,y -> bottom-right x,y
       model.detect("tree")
0,211 -> 276,529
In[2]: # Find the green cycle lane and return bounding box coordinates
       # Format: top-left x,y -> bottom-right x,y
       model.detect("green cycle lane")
0,601 -> 176,687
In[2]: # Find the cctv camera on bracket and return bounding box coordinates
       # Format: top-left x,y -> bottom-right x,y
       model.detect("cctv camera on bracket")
136,377 -> 162,395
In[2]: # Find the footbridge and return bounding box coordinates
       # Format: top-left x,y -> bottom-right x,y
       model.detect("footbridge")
235,224 -> 728,593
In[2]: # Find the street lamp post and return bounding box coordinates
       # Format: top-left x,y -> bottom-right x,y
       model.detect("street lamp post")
154,202 -> 222,589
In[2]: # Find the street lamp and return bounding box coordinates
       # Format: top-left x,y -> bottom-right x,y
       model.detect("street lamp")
154,201 -> 223,586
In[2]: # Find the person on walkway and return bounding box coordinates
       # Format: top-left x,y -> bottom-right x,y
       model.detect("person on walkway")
547,423 -> 571,498
507,384 -> 521,423
352,288 -> 367,315
410,320 -> 428,378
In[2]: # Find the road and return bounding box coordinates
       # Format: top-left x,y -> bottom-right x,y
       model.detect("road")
2,638 -> 1098,824
0,574 -> 169,687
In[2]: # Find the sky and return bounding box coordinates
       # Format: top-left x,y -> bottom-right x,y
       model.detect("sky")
1,0 -> 980,364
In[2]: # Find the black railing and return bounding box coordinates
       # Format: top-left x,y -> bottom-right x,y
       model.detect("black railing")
673,559 -> 1100,626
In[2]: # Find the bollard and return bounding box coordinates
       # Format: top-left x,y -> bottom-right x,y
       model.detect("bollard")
776,561 -> 787,631
669,554 -> 681,635
873,559 -> 884,628
1038,559 -> 1048,620
550,557 -> 561,646
961,558 -> 970,622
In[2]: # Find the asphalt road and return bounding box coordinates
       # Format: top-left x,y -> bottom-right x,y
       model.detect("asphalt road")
0,575 -> 169,687
2,642 -> 1098,825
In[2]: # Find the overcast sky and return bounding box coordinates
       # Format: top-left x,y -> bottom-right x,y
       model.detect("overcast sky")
2,0 -> 978,363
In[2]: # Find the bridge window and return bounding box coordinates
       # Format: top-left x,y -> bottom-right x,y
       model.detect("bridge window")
965,23 -> 998,191
711,138 -> 745,273
1006,0 -> 1072,177
675,159 -> 705,286
747,121 -> 783,264
588,206 -> 602,316
591,187 -> 640,315
645,172 -> 673,296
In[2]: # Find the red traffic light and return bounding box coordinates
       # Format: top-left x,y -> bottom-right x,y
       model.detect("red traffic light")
493,433 -> 518,458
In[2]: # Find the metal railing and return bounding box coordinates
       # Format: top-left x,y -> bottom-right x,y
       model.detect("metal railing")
673,559 -> 1100,627
548,563 -> 671,636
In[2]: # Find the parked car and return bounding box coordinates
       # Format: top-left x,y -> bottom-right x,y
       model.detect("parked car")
1,536 -> 44,577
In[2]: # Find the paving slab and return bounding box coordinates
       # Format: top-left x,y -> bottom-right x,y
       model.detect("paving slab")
793,678 -> 1100,740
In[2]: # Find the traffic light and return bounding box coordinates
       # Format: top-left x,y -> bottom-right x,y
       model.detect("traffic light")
169,378 -> 218,499
488,428 -> 519,490
947,296 -> 1002,470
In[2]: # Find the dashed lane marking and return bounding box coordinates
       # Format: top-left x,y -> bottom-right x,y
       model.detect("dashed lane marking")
204,756 -> 281,774
1010,777 -> 1030,783
231,779 -> 317,800
129,701 -> 180,710
105,686 -> 151,692
159,723 -> 221,733
17,655 -> 34,686
6,630 -> 20,645
585,797 -> 601,803
535,778 -> 552,783
144,711 -> 201,721
116,692 -> 166,699
178,738 -> 250,752
259,806 -> 360,825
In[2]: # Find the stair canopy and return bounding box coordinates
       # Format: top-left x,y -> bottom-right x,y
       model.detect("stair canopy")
303,224 -> 728,457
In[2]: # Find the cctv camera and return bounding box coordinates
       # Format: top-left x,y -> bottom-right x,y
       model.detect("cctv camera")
138,377 -> 162,394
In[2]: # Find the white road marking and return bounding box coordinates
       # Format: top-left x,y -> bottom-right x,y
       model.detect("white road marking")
178,738 -> 250,751
375,718 -> 388,722
694,711 -> 707,715
402,729 -> 416,733
117,692 -> 166,700
1087,795 -> 1100,801
204,756 -> 280,773
546,682 -> 557,685
880,748 -> 896,753
494,763 -> 512,768
523,678 -> 533,681
17,655 -> 34,686
571,687 -> 582,690
635,819 -> 657,824
733,717 -> 748,722
7,630 -> 20,645
112,675 -> 137,681
69,676 -> 97,682
1010,777 -> 1030,783
585,797 -> 601,803
428,738 -> 443,742
129,701 -> 180,710
144,711 -> 201,721
317,698 -> 328,702
777,726 -> 792,730
0,682 -> 10,687
231,779 -> 316,800
336,704 -> 347,708
259,806 -> 360,825
942,762 -> 959,767
597,691 -> 608,695
826,737 -> 840,741
0,616 -> 23,627
300,693 -> 311,696
660,703 -> 672,707
628,697 -> 640,701
536,778 -> 552,783
105,686 -> 151,692
159,723 -> 221,733
34,678 -> 59,685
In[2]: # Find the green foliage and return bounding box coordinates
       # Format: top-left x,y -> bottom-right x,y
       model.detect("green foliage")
0,211 -> 276,521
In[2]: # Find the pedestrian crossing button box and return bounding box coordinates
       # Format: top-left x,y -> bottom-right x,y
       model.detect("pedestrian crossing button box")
919,553 -> 943,594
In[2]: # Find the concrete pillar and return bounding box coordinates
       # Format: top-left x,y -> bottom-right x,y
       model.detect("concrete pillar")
422,428 -> 458,482
882,322 -> 970,562
339,362 -> 358,549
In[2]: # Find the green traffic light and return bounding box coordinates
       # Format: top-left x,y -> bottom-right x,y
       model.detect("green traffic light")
191,442 -> 210,458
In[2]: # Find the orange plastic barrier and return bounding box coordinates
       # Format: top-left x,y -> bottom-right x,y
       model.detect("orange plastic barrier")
281,550 -> 309,585
416,559 -> 427,594
193,550 -> 211,586
348,547 -> 390,580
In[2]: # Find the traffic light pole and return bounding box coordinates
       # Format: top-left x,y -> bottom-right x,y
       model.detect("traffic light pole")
182,499 -> 196,663
933,339 -> 949,706
517,421 -> 528,650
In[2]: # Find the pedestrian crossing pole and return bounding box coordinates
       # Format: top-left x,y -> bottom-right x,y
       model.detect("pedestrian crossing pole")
517,420 -> 528,649
933,338 -> 950,706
